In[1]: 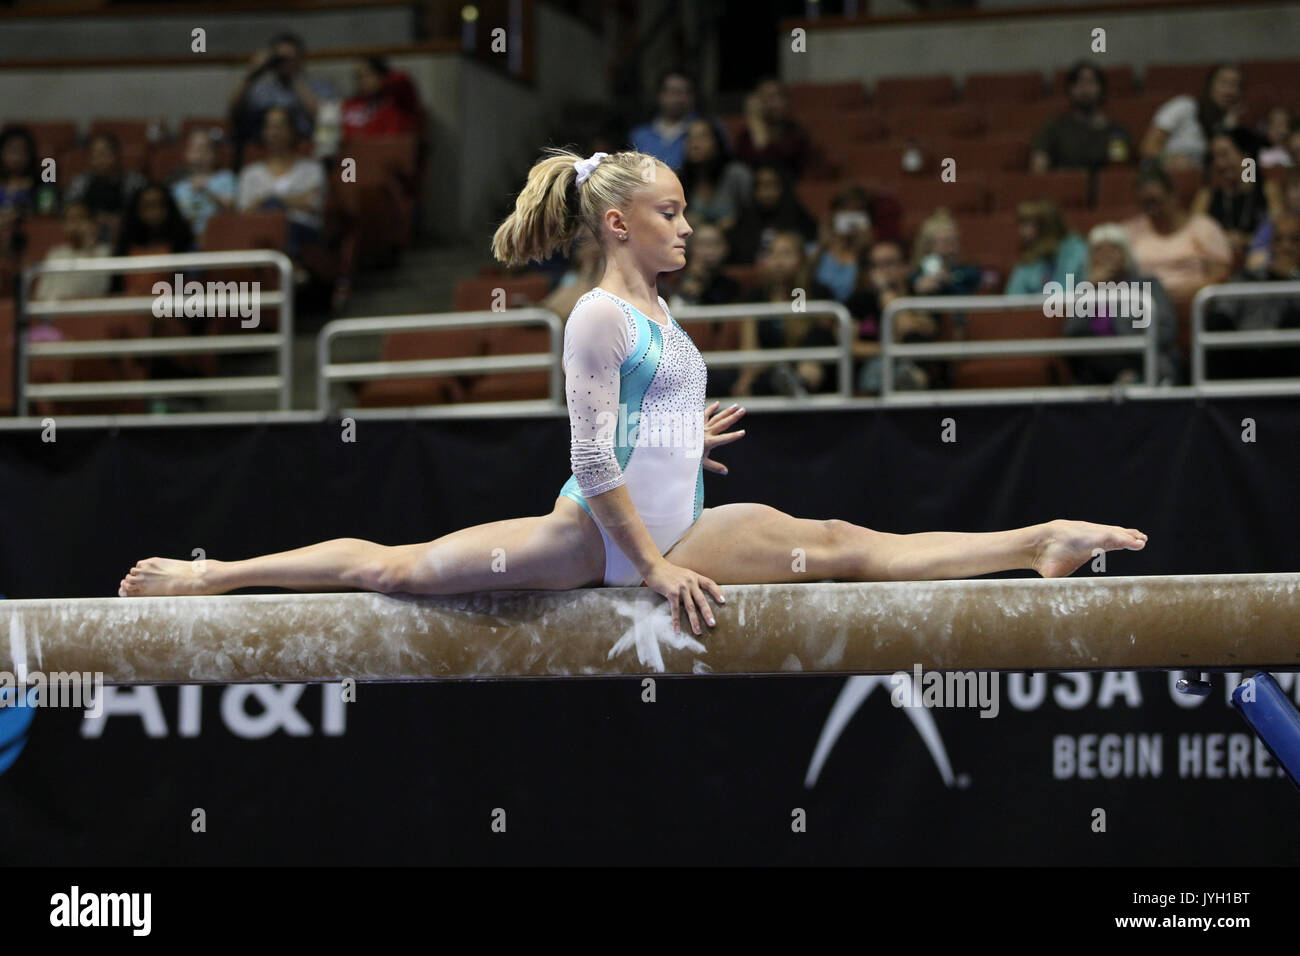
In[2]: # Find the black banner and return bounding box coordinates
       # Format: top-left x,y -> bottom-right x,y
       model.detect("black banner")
1,397 -> 1298,864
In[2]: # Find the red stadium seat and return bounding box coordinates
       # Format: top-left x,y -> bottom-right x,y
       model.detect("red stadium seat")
945,213 -> 1022,274
888,106 -> 986,142
3,120 -> 78,159
951,309 -> 1067,389
982,100 -> 1062,138
1106,93 -> 1168,139
873,75 -> 956,111
805,108 -> 890,147
452,275 -> 551,311
888,176 -> 990,216
1094,166 -> 1139,207
356,326 -> 487,407
202,211 -> 288,252
991,170 -> 1090,210
1142,62 -> 1213,95
787,82 -> 868,114
963,71 -> 1046,105
465,324 -> 553,402
89,119 -> 152,149
947,136 -> 1032,175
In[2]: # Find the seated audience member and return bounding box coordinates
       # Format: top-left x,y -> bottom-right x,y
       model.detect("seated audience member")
733,77 -> 813,180
1124,164 -> 1233,305
1192,128 -> 1271,265
909,209 -> 983,388
64,132 -> 147,242
1204,211 -> 1300,380
115,183 -> 195,256
678,118 -> 753,233
1063,224 -> 1180,385
807,184 -> 875,303
669,222 -> 742,307
1246,166 -> 1300,271
725,161 -> 818,264
171,129 -> 237,241
731,231 -> 838,397
541,231 -> 603,320
0,125 -> 60,218
666,223 -> 744,393
228,32 -> 337,164
847,238 -> 935,393
341,56 -> 422,139
1004,198 -> 1090,294
1257,107 -> 1295,169
237,106 -> 326,259
629,71 -> 701,171
1141,63 -> 1244,171
31,201 -> 113,301
1030,61 -> 1132,173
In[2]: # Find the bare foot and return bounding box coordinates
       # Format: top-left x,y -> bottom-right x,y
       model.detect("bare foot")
1031,519 -> 1147,578
118,557 -> 219,597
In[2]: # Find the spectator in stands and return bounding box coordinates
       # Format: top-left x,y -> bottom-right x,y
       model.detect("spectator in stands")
1257,107 -> 1295,169
725,161 -> 818,264
238,107 -> 326,260
1289,126 -> 1300,171
31,201 -> 112,301
228,32 -> 337,166
341,56 -> 422,139
808,184 -> 875,303
911,209 -> 982,297
677,118 -> 752,233
114,184 -> 195,256
1004,198 -> 1090,295
666,222 -> 744,395
669,222 -> 741,307
733,78 -> 812,180
731,231 -> 838,397
1124,164 -> 1233,304
1063,223 -> 1179,386
847,238 -> 933,393
1140,63 -> 1244,171
629,71 -> 700,171
64,132 -> 146,242
0,125 -> 60,218
910,209 -> 983,388
1204,212 -> 1300,380
540,231 -> 603,321
1246,166 -> 1300,272
1191,128 -> 1272,266
1029,61 -> 1132,174
171,129 -> 237,242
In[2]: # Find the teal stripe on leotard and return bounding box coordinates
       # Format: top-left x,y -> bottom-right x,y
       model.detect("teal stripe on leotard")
560,308 -> 662,517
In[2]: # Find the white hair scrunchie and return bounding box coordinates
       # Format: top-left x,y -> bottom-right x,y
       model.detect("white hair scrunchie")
573,152 -> 609,185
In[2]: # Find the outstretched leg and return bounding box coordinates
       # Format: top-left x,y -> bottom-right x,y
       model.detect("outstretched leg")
119,497 -> 606,597
663,503 -> 1146,584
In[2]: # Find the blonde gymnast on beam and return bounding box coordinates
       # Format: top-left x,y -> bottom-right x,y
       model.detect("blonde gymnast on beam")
119,147 -> 1147,636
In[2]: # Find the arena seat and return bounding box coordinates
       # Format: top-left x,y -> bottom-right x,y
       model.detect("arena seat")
872,74 -> 956,111
888,176 -> 990,216
464,323 -> 552,402
888,105 -> 986,141
951,308 -> 1067,389
787,81 -> 868,114
355,326 -> 484,407
1141,62 -> 1212,95
982,99 -> 1062,137
1053,64 -> 1137,97
1106,94 -> 1168,139
991,169 -> 1090,210
1094,166 -> 1139,207
3,119 -> 78,158
950,136 -> 1032,174
962,71 -> 1046,105
89,118 -> 151,148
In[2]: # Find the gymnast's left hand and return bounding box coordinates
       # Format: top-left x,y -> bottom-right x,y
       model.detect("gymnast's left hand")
702,401 -> 745,475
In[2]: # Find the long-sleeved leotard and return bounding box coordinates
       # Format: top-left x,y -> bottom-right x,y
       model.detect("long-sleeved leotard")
558,287 -> 709,586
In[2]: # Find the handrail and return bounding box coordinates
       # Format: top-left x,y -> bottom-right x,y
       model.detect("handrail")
17,250 -> 293,414
315,300 -> 856,414
316,309 -> 564,413
1190,281 -> 1300,386
879,293 -> 1159,396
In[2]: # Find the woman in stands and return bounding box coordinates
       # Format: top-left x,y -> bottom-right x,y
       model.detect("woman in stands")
120,148 -> 1147,635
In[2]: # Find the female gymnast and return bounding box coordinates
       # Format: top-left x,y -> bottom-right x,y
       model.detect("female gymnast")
119,148 -> 1148,636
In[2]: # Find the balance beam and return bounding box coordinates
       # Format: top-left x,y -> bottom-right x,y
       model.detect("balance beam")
5,572 -> 1300,684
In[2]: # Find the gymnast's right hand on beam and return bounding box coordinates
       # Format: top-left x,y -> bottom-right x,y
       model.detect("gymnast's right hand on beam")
642,559 -> 724,637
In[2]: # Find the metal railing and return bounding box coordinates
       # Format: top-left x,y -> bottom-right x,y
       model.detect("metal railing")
17,250 -> 294,415
316,300 -> 855,416
1191,281 -> 1300,388
316,309 -> 564,415
879,293 -> 1160,400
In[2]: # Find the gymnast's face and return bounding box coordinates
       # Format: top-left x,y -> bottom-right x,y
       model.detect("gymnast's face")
620,165 -> 691,272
